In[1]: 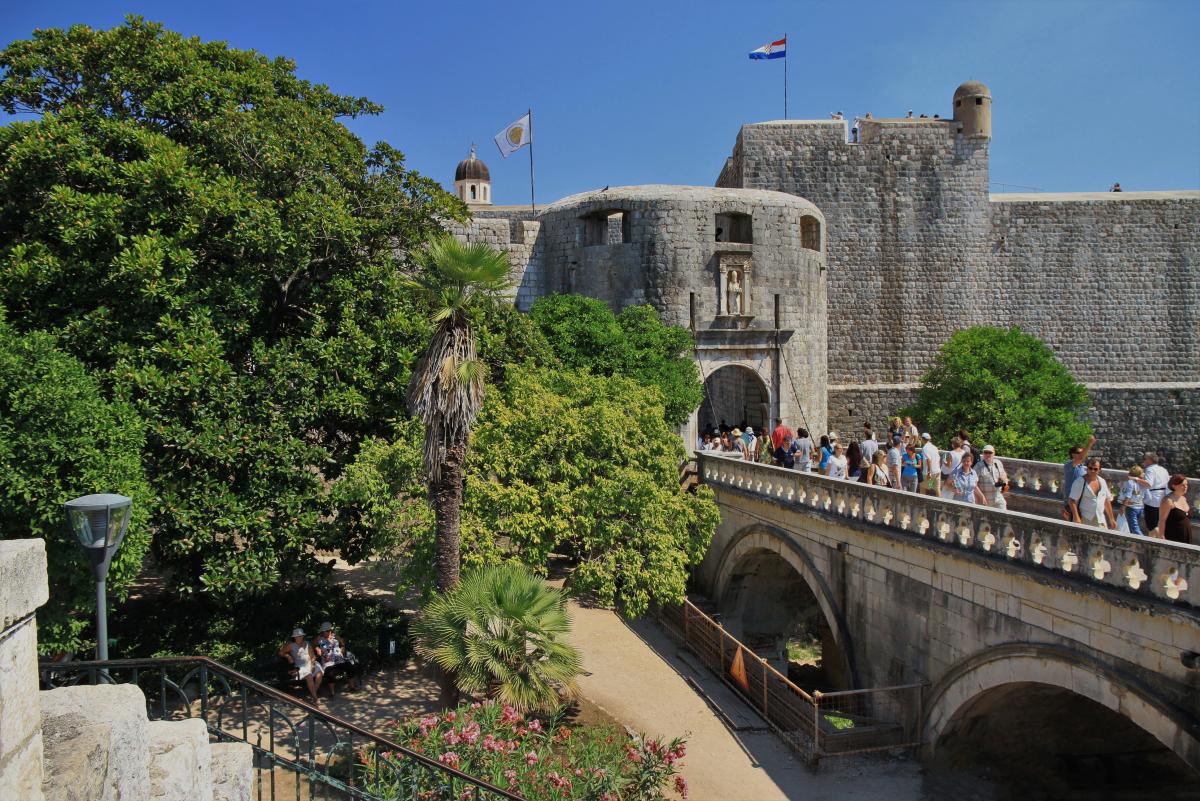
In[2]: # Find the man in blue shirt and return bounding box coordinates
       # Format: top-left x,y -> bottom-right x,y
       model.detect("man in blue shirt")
1061,435 -> 1098,520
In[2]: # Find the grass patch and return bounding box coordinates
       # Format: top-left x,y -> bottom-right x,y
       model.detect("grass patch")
786,636 -> 821,665
824,714 -> 855,731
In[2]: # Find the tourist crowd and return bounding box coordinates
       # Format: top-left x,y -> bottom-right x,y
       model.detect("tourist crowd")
698,417 -> 1192,544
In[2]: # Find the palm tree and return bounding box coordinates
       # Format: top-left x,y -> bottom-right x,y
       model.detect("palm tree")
413,563 -> 584,712
405,234 -> 511,593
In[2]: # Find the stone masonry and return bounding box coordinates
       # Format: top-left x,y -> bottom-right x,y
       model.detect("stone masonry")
453,81 -> 1198,470
0,539 -> 49,801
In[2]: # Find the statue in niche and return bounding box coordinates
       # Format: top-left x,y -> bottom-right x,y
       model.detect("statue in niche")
727,269 -> 743,315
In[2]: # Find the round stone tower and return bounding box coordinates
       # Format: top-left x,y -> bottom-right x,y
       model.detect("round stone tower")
453,145 -> 492,205
953,80 -> 992,139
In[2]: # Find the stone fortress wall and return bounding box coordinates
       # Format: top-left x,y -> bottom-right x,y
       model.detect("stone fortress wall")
450,82 -> 1199,471
716,112 -> 1200,471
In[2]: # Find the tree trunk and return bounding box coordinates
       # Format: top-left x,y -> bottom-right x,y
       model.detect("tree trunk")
432,437 -> 466,709
432,439 -> 466,593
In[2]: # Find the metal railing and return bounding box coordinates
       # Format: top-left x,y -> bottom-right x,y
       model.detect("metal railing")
40,657 -> 525,801
698,453 -> 1199,607
659,601 -> 923,763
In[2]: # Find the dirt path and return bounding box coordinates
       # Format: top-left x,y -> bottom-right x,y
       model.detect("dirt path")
566,603 -> 934,801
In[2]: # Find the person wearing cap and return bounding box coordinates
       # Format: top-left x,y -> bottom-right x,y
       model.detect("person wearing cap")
315,621 -> 359,692
976,445 -> 1009,510
742,426 -> 758,462
920,433 -> 942,496
279,628 -> 324,703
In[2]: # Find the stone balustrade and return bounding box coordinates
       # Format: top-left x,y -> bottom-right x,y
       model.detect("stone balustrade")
698,453 -> 1199,607
1001,456 -> 1200,519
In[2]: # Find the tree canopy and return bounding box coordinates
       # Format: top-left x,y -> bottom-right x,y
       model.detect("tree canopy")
904,326 -> 1093,459
529,295 -> 702,426
0,17 -> 463,609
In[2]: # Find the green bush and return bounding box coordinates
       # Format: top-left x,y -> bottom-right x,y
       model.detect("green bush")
904,326 -> 1092,460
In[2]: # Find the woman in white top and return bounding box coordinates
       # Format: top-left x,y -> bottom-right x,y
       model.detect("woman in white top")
826,444 -> 849,480
279,628 -> 324,703
1068,458 -> 1117,529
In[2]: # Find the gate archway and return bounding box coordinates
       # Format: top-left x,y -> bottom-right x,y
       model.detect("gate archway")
699,364 -> 770,436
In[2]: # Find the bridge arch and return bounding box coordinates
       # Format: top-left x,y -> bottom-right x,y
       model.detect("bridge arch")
712,524 -> 857,688
924,643 -> 1200,779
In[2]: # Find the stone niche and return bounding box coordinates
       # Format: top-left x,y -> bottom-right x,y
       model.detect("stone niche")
716,250 -> 754,328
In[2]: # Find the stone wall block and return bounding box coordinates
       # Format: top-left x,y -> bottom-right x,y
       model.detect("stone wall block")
41,684 -> 149,801
209,742 -> 253,801
148,719 -> 212,801
0,539 -> 49,628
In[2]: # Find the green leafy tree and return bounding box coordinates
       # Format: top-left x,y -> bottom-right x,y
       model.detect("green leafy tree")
0,19 -> 463,601
465,367 -> 720,616
0,315 -> 152,654
405,235 -> 512,593
413,563 -> 582,711
529,295 -> 702,425
904,326 -> 1093,459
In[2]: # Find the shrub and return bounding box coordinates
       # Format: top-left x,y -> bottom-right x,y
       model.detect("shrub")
366,700 -> 688,800
904,326 -> 1093,460
413,564 -> 582,711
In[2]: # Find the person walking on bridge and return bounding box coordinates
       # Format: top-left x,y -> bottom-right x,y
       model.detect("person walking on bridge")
1061,435 -> 1098,520
1069,457 -> 1117,529
976,445 -> 1009,510
772,419 -> 795,451
1156,474 -> 1192,544
1141,452 -> 1171,532
948,451 -> 987,505
921,433 -> 942,496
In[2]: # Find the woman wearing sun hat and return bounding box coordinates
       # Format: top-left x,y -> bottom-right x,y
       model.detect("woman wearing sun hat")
279,628 -> 324,703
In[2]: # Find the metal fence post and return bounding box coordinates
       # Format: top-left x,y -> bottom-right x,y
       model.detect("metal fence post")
761,656 -> 769,718
812,690 -> 822,760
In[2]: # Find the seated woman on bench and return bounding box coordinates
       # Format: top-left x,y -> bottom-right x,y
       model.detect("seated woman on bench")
315,621 -> 359,692
278,628 -> 324,703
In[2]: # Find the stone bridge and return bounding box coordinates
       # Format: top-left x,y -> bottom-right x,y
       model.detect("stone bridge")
693,453 -> 1200,784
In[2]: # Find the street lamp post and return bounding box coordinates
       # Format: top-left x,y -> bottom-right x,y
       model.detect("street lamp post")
65,494 -> 132,662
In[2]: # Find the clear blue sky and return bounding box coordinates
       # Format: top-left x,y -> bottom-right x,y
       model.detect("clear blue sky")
3,0 -> 1198,205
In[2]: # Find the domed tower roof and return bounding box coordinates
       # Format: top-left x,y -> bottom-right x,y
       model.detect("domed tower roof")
954,80 -> 991,100
454,145 -> 491,182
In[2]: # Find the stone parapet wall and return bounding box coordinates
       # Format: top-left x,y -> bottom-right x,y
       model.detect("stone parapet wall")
0,539 -> 49,801
445,212 -> 543,310
41,684 -> 151,801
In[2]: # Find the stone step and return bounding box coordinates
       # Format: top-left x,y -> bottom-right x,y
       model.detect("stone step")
209,742 -> 253,801
40,684 -> 150,801
148,719 -> 212,801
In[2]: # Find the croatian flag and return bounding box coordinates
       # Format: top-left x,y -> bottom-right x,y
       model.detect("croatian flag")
749,37 -> 786,60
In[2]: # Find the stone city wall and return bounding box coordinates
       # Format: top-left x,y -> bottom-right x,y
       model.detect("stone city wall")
718,121 -> 1199,467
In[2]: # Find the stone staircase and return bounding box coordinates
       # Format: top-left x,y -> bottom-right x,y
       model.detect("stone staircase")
0,539 -> 253,801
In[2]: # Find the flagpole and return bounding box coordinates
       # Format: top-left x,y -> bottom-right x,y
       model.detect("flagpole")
527,107 -> 537,213
783,34 -> 788,119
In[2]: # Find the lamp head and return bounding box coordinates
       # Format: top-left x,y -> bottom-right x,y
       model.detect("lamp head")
65,494 -> 132,580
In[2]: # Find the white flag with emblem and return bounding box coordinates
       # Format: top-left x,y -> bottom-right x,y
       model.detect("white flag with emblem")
494,113 -> 531,158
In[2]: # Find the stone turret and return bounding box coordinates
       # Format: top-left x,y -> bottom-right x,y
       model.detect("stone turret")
953,80 -> 992,139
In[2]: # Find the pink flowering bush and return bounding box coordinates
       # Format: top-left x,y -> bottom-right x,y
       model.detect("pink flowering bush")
363,699 -> 687,800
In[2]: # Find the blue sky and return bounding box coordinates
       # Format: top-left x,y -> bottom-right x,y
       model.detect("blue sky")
2,0 -> 1198,205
